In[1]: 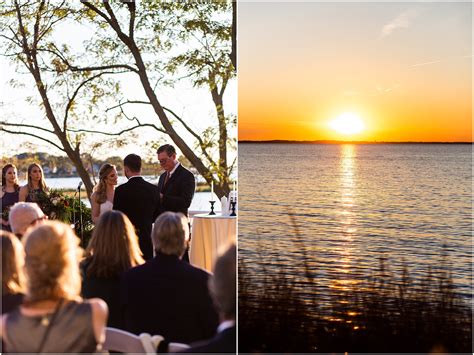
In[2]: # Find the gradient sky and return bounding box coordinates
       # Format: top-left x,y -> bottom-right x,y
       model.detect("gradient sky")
238,2 -> 472,142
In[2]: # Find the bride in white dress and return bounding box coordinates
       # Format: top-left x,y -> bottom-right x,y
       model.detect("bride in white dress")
91,164 -> 118,224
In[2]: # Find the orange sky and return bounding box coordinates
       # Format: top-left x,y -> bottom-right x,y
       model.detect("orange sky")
238,2 -> 472,142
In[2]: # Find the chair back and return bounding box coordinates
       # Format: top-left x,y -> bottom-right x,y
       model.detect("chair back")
169,342 -> 191,352
103,327 -> 190,354
103,327 -> 147,353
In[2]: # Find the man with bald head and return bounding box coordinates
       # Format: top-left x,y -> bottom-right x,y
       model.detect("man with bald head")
8,202 -> 46,238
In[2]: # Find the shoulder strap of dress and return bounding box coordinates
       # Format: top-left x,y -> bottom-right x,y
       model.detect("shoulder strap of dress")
36,298 -> 64,354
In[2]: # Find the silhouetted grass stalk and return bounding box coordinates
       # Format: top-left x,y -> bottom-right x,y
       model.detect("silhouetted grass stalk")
239,217 -> 472,353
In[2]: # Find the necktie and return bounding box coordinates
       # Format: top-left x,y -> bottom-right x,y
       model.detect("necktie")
164,172 -> 170,186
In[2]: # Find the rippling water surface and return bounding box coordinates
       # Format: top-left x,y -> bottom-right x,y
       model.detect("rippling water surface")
239,143 -> 472,299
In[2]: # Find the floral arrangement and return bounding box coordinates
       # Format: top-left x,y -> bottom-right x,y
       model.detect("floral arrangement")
34,189 -> 93,246
35,189 -> 72,222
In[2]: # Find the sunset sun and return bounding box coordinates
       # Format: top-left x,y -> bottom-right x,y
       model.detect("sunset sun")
329,112 -> 365,135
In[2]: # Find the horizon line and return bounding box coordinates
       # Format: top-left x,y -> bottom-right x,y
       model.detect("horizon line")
238,139 -> 473,144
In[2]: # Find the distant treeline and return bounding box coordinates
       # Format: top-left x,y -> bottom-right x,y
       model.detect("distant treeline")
1,152 -> 161,178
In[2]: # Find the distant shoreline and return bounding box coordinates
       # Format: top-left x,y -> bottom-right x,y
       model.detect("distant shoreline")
239,140 -> 473,144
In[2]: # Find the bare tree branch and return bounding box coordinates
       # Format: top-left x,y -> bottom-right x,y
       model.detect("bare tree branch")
64,70 -> 116,131
67,123 -> 165,136
1,128 -> 64,151
102,1 -> 120,28
32,0 -> 45,52
36,46 -> 138,73
123,0 -> 136,39
105,100 -> 151,112
80,1 -> 111,26
228,155 -> 237,176
162,106 -> 216,168
1,121 -> 55,135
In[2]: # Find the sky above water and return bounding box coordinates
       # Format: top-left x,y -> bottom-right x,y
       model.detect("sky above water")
238,2 -> 472,142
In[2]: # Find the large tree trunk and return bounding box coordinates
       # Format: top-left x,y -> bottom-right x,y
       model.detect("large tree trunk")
16,1 -> 95,199
127,40 -> 228,197
231,1 -> 237,70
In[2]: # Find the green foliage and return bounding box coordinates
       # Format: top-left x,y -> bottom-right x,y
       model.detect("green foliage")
35,189 -> 72,222
1,0 -> 236,197
33,189 -> 93,246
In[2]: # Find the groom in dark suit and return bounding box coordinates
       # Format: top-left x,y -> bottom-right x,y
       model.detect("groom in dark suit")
157,144 -> 195,217
113,154 -> 160,260
157,144 -> 195,262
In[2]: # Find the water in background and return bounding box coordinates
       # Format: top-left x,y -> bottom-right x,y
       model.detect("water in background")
26,175 -> 219,212
239,144 -> 472,300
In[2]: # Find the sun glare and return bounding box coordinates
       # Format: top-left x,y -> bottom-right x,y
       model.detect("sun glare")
329,113 -> 365,135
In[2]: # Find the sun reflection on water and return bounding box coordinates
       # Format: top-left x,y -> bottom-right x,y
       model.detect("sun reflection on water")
330,145 -> 360,295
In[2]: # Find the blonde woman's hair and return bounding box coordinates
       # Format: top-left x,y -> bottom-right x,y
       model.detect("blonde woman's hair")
22,221 -> 82,303
27,163 -> 48,197
1,231 -> 26,294
84,210 -> 144,278
152,212 -> 189,257
93,164 -> 115,204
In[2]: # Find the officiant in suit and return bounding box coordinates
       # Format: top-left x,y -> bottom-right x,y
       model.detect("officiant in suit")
113,154 -> 160,260
157,144 -> 195,262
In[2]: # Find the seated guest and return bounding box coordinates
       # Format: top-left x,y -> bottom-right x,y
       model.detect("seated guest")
1,231 -> 25,314
185,244 -> 237,353
81,210 -> 144,328
0,221 -> 108,353
121,212 -> 218,343
8,202 -> 46,238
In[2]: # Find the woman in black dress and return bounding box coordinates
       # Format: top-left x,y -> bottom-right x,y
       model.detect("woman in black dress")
81,210 -> 144,328
1,164 -> 20,232
19,163 -> 48,203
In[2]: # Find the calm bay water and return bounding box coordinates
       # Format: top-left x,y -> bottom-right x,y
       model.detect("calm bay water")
239,143 -> 472,299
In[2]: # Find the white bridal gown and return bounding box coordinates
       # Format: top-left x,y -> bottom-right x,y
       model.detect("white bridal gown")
99,200 -> 113,216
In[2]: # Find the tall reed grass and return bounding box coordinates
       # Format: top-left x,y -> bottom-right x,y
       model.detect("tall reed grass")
239,217 -> 472,353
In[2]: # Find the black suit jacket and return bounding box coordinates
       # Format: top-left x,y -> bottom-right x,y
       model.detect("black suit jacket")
184,326 -> 236,353
158,164 -> 195,217
121,253 -> 219,344
113,176 -> 160,260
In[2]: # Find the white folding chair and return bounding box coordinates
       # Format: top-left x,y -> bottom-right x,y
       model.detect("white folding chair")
103,327 -> 190,354
142,332 -> 190,353
103,327 -> 147,353
168,342 -> 190,352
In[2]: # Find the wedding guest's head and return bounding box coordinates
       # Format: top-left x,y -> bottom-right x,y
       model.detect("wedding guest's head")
157,144 -> 177,172
123,154 -> 141,178
84,210 -> 144,278
1,230 -> 26,295
8,202 -> 46,238
152,212 -> 189,258
22,221 -> 82,303
2,164 -> 20,190
209,243 -> 236,321
93,164 -> 118,204
27,163 -> 47,191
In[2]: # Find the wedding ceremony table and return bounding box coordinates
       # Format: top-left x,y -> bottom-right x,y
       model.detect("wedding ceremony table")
190,213 -> 236,272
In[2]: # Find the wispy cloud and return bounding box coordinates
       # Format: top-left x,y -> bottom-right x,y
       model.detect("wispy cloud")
380,10 -> 418,38
342,83 -> 401,98
410,54 -> 472,69
410,60 -> 442,68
